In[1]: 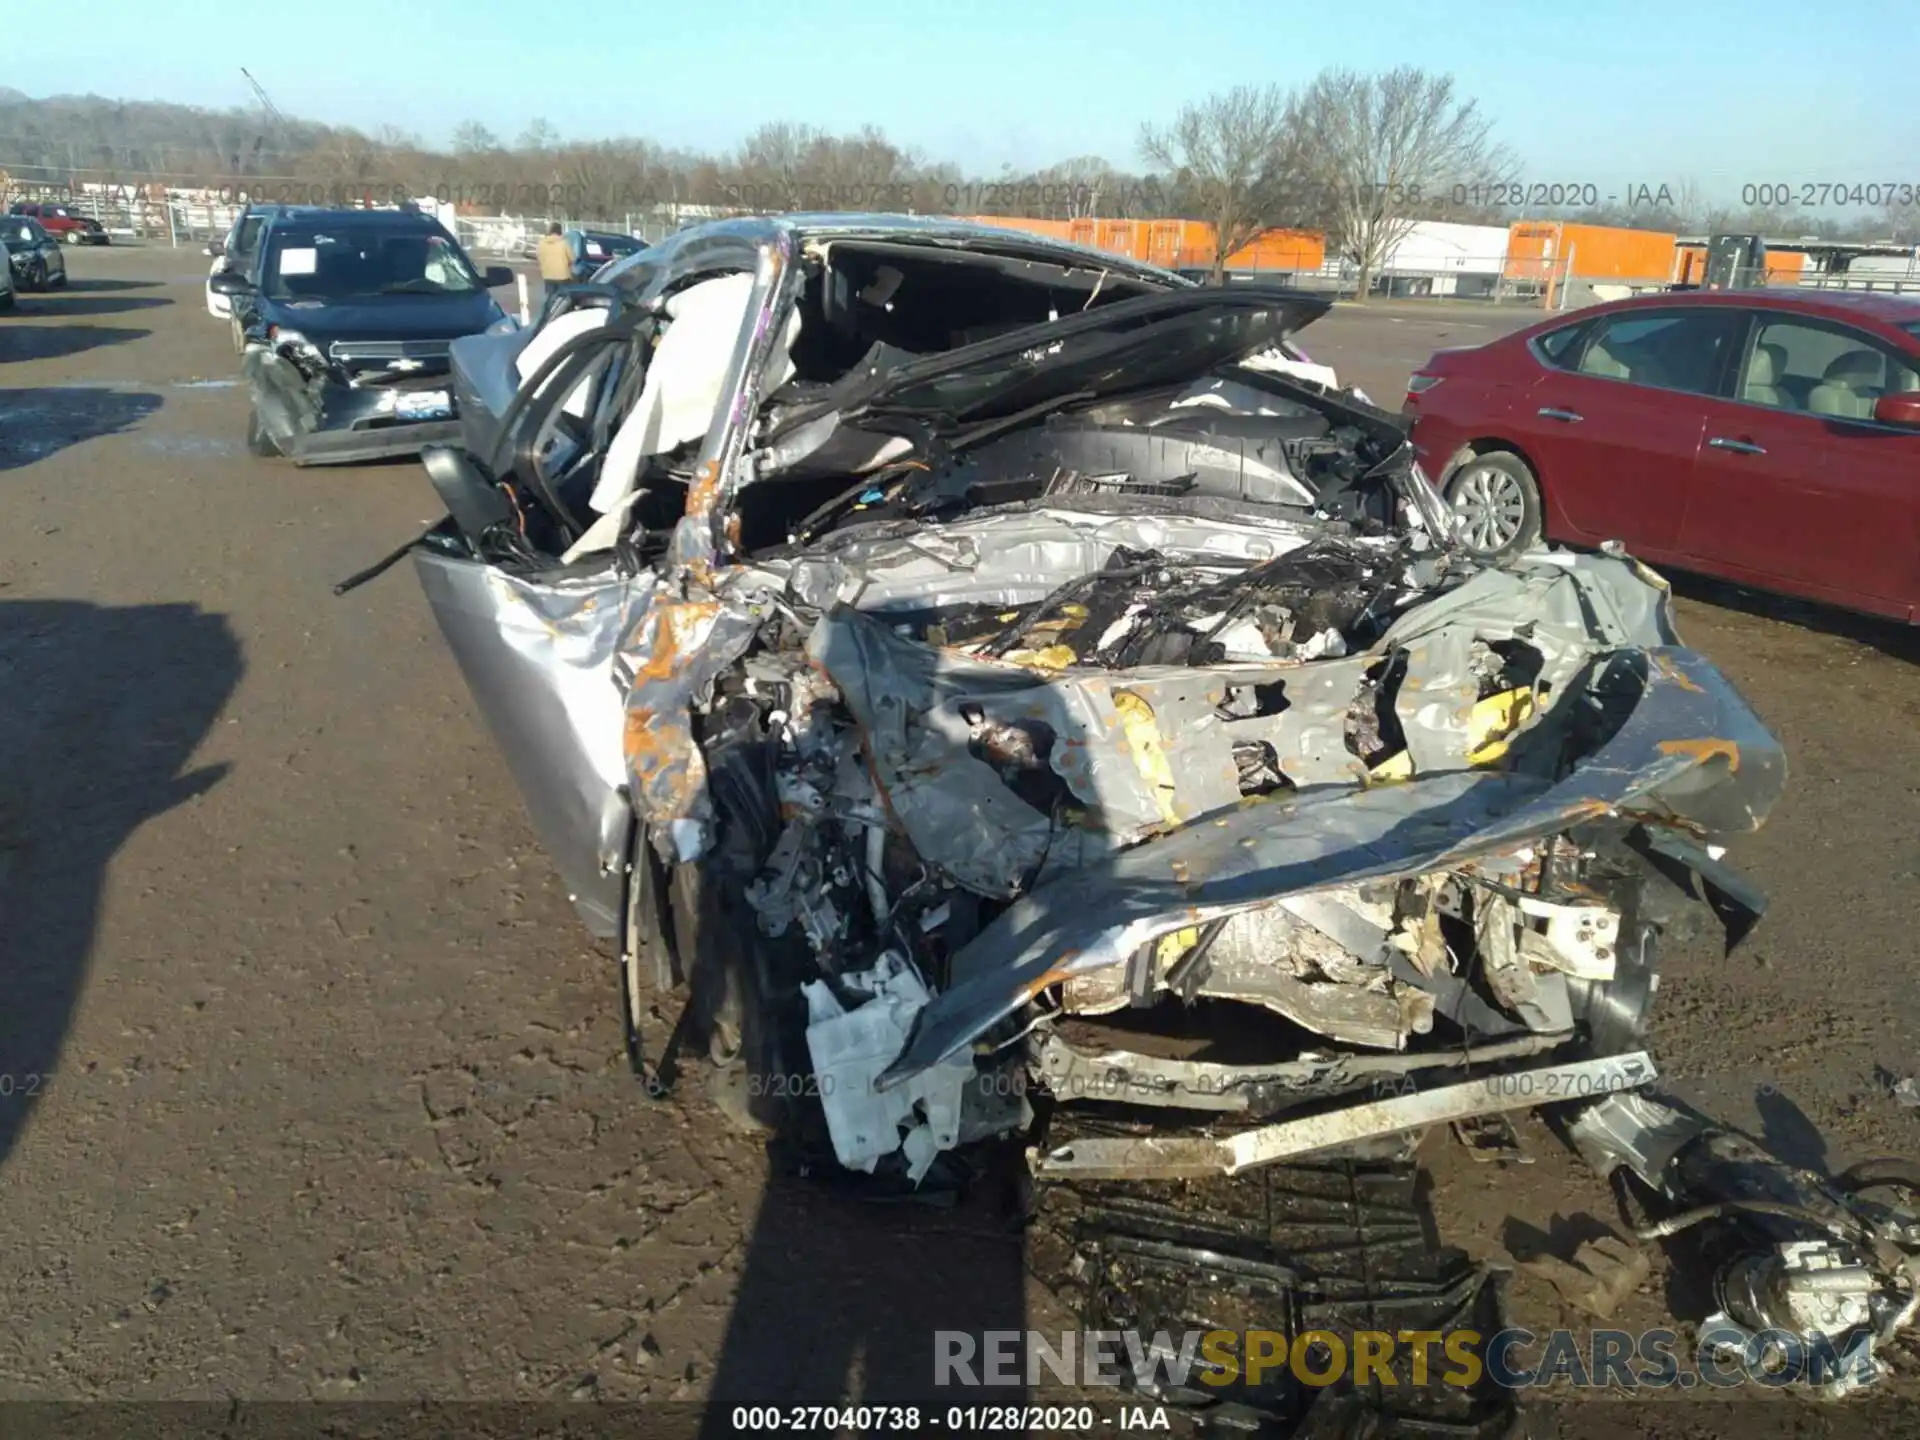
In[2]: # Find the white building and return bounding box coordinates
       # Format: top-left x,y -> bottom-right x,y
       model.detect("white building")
1379,221 -> 1511,296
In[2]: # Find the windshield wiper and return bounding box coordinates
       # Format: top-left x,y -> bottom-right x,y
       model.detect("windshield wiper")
379,278 -> 471,295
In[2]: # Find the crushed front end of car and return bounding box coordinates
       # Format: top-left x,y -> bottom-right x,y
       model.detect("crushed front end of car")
244,332 -> 462,465
375,220 -> 1920,1409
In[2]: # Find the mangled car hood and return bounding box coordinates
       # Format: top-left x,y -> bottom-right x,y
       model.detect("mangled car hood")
774,286 -> 1334,438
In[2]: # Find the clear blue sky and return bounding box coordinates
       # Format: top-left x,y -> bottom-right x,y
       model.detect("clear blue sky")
18,0 -> 1919,201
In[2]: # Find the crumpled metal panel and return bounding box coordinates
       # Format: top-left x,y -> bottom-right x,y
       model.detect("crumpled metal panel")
776,507 -> 1331,617
810,605 -> 1304,892
877,644 -> 1784,1088
412,551 -> 640,936
806,604 -> 1109,895
1371,553 -> 1677,777
615,575 -> 773,863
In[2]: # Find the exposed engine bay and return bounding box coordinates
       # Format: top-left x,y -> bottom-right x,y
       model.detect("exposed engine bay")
366,217 -> 1920,1414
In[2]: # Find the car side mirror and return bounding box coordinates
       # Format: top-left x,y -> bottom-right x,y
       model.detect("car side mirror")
209,270 -> 255,296
204,242 -> 224,257
1872,392 -> 1920,427
482,265 -> 515,289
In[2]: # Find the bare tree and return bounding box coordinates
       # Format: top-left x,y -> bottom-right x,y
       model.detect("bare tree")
452,121 -> 498,155
516,117 -> 558,153
1290,67 -> 1510,300
1140,84 -> 1303,283
1040,155 -> 1116,218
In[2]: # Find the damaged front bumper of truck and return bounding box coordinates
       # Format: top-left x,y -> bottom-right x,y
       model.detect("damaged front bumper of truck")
244,339 -> 462,466
380,236 -> 1920,1410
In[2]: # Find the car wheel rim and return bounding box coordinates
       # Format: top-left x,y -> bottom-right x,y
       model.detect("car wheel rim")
1450,466 -> 1528,551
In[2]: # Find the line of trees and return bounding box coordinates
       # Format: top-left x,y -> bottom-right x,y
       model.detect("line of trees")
2,81 -> 1910,285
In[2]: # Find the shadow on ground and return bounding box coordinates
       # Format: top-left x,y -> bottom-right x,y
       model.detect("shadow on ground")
0,327 -> 152,364
55,277 -> 160,292
0,387 -> 162,468
701,1167 -> 1027,1431
18,294 -> 173,317
1669,572 -> 1919,661
0,601 -> 242,1169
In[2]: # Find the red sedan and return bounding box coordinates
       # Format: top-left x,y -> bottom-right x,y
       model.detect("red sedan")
1403,289 -> 1920,622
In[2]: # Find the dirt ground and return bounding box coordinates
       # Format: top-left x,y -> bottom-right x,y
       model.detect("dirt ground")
3,245 -> 1917,1432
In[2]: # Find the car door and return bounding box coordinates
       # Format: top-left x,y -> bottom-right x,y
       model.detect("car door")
410,240 -> 779,937
1682,312 -> 1920,614
207,217 -> 243,316
40,223 -> 65,280
1507,306 -> 1744,555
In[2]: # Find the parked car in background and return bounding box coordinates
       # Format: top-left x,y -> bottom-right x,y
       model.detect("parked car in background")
210,207 -> 516,463
8,200 -> 109,244
1404,289 -> 1920,622
2,216 -> 68,291
567,228 -> 647,280
205,205 -> 286,334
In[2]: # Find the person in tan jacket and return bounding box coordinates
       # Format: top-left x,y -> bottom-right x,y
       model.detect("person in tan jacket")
536,222 -> 572,297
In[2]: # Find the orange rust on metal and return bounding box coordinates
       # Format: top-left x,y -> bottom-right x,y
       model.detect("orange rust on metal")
622,707 -> 669,765
1617,807 -> 1709,837
1651,653 -> 1706,694
632,599 -> 722,682
1021,956 -> 1080,1001
1657,737 -> 1740,772
685,460 -> 723,519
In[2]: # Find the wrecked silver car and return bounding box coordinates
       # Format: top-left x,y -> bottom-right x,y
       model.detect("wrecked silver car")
348,215 -> 1920,1406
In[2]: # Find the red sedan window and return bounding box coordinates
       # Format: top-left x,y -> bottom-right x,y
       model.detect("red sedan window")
1573,310 -> 1743,396
1738,317 -> 1920,419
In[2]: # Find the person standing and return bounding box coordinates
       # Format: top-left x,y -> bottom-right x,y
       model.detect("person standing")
537,221 -> 572,300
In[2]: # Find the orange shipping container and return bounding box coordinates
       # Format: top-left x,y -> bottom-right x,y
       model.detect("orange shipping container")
1222,227 -> 1325,272
1505,221 -> 1675,283
1672,243 -> 1806,286
960,215 -> 1076,242
995,216 -> 1325,274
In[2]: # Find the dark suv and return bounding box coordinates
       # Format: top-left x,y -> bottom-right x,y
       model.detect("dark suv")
8,201 -> 109,245
211,208 -> 516,465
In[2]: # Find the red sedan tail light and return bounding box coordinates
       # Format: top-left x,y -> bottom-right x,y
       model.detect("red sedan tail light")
1405,373 -> 1443,403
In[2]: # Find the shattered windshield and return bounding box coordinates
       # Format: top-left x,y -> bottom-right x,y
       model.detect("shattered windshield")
262,227 -> 482,301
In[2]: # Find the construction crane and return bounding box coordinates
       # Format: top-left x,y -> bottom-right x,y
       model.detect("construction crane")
240,68 -> 284,125
237,68 -> 283,178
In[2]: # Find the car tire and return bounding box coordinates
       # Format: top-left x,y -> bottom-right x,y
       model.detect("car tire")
1444,450 -> 1542,560
50,268 -> 67,290
244,407 -> 282,458
24,259 -> 45,291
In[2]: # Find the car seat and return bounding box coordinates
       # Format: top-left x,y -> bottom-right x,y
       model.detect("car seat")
1807,351 -> 1884,419
1742,343 -> 1790,407
1578,337 -> 1630,379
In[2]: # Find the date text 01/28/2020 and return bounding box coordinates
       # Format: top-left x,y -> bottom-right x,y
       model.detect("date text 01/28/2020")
728,1406 -> 1119,1432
